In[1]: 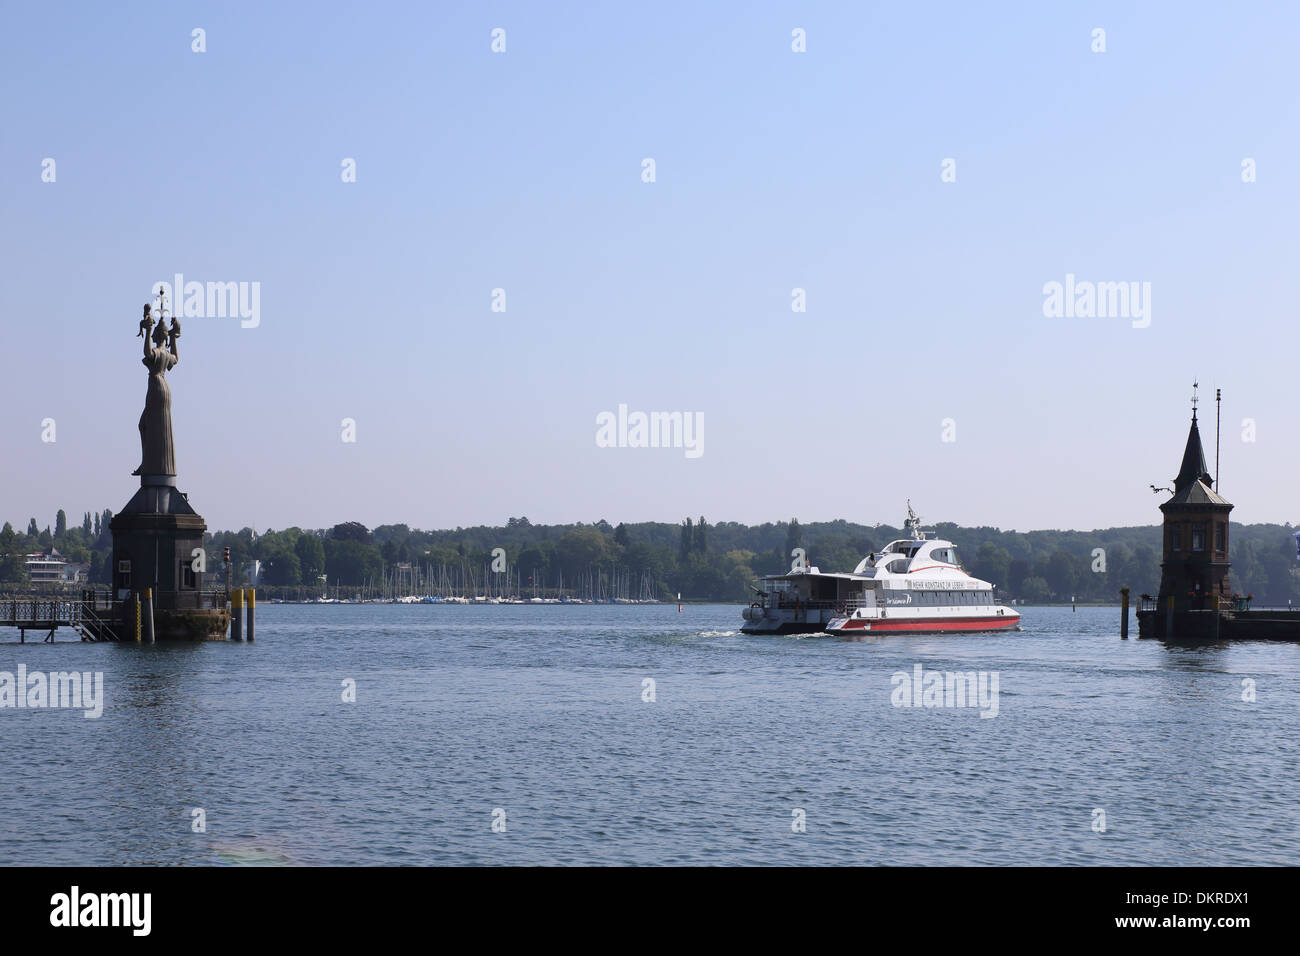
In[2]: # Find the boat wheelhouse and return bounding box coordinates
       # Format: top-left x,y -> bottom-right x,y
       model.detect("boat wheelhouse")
740,504 -> 1020,636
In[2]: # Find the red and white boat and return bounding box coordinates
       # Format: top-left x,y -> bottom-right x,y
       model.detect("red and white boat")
741,504 -> 1020,636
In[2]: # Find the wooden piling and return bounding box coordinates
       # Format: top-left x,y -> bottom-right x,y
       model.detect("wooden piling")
231,588 -> 244,641
1119,587 -> 1129,639
246,588 -> 255,642
142,588 -> 155,643
134,592 -> 142,642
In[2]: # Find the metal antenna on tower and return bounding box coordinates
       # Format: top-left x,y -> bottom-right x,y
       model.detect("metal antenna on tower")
1215,388 -> 1222,492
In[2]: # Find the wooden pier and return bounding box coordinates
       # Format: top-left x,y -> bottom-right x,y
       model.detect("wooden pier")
0,592 -> 125,642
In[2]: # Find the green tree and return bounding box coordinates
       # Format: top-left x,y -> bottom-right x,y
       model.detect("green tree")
261,542 -> 302,586
517,545 -> 551,590
91,551 -> 113,585
27,518 -> 38,537
295,534 -> 326,584
331,521 -> 373,544
556,528 -> 613,580
785,518 -> 802,558
1021,576 -> 1052,603
55,510 -> 67,538
1043,550 -> 1079,600
0,549 -> 30,585
972,542 -> 1011,590
323,539 -> 383,586
695,516 -> 709,554
1008,559 -> 1031,595
82,512 -> 92,536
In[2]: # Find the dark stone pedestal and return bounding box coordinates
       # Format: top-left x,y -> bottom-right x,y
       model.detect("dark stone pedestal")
109,478 -> 228,641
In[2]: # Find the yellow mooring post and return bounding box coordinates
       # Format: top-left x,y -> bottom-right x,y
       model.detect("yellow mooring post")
142,587 -> 155,644
231,588 -> 244,641
134,592 -> 142,642
1120,587 -> 1130,639
246,588 -> 255,642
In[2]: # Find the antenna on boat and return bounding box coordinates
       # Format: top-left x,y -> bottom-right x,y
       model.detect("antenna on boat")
905,500 -> 926,540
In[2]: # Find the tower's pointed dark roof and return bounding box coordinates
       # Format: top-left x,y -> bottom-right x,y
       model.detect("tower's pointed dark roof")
1174,411 -> 1213,491
1163,410 -> 1231,509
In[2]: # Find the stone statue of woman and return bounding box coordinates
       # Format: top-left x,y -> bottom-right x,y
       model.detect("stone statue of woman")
133,304 -> 181,477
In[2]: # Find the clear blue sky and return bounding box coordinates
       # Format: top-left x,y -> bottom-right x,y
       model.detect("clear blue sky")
3,1 -> 1298,534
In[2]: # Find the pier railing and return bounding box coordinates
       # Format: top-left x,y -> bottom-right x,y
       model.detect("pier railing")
1,587 -> 229,642
771,596 -> 864,611
1137,595 -> 1299,613
0,595 -> 116,642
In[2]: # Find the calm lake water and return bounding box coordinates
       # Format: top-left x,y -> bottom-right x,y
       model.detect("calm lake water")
2,603 -> 1298,866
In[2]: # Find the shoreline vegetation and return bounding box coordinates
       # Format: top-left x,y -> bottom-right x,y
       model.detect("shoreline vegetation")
5,513 -> 1300,606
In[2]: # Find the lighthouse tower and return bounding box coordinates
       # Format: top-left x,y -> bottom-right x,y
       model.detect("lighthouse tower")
1155,388 -> 1233,612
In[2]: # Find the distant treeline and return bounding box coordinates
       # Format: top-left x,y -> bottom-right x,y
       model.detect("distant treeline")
4,512 -> 1300,604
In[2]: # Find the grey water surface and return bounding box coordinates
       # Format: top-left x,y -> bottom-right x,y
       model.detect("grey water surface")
1,603 -> 1296,866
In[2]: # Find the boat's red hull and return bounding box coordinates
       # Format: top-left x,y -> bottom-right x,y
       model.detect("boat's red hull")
828,614 -> 1020,634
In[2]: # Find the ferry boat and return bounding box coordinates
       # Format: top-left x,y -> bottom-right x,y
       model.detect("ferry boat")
740,505 -> 1020,636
